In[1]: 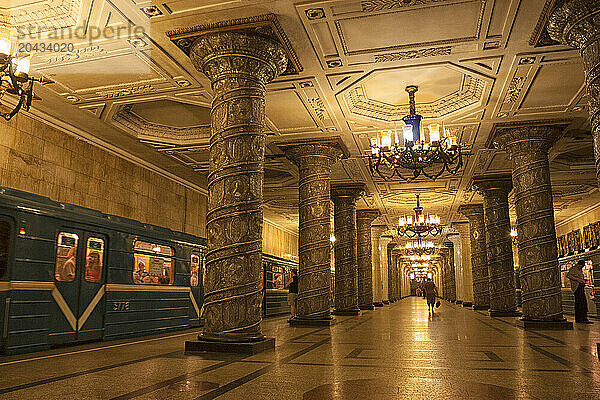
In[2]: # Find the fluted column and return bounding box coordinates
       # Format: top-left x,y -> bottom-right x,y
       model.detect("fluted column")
443,242 -> 457,302
549,1 -> 600,188
494,125 -> 572,329
457,204 -> 490,310
453,222 -> 474,306
331,183 -> 365,315
188,30 -> 287,346
284,143 -> 343,326
380,236 -> 392,304
371,225 -> 387,306
472,175 -> 520,317
356,209 -> 380,310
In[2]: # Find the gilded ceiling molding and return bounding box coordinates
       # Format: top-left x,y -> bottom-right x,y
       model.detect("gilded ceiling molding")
529,0 -> 565,47
374,46 -> 452,63
166,13 -> 302,76
5,0 -> 82,33
361,0 -> 455,13
345,75 -> 485,121
113,105 -> 210,143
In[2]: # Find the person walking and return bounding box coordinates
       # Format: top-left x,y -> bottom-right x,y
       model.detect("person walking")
567,260 -> 593,324
287,268 -> 299,318
423,278 -> 438,314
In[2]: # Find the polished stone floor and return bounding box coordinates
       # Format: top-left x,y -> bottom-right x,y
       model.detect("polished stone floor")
0,297 -> 599,399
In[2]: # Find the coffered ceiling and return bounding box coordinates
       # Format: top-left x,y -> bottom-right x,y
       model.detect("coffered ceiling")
3,0 -> 596,239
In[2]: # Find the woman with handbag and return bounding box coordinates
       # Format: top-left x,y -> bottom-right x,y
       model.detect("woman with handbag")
423,278 -> 438,314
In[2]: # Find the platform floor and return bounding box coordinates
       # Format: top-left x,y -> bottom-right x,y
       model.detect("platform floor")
0,297 -> 599,399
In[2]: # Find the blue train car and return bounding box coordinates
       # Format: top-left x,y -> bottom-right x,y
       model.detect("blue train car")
0,187 -> 206,355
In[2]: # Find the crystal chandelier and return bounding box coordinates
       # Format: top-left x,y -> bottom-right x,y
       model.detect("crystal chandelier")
0,19 -> 50,121
397,194 -> 442,238
368,85 -> 463,181
404,240 -> 435,256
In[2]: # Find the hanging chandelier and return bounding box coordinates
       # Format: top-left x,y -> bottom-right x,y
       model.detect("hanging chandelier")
404,240 -> 435,256
0,20 -> 50,121
398,194 -> 442,238
368,85 -> 463,181
409,254 -> 431,261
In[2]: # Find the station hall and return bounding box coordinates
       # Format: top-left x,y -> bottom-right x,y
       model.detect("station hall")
0,0 -> 599,399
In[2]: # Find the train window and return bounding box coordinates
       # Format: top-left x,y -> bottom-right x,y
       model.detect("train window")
272,266 -> 286,289
190,254 -> 200,287
55,232 -> 78,282
133,241 -> 174,285
0,221 -> 9,278
85,238 -> 104,283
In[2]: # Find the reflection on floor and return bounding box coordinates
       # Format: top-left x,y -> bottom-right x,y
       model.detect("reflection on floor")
0,297 -> 598,399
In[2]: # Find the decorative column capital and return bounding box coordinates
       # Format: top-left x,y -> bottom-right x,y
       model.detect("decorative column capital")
283,141 -> 345,168
472,174 -> 513,196
457,203 -> 484,221
548,0 -> 600,50
331,182 -> 366,203
380,235 -> 393,246
356,209 -> 381,223
492,124 -> 567,156
371,224 -> 388,239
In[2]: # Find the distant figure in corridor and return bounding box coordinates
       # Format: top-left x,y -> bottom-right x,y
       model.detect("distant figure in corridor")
287,268 -> 299,318
567,260 -> 593,324
423,278 -> 438,314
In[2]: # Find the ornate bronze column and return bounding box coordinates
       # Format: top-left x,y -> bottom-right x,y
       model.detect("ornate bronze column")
174,25 -> 287,352
387,242 -> 397,302
356,209 -> 380,310
331,183 -> 365,315
443,242 -> 457,302
472,175 -> 520,317
453,222 -> 474,307
457,204 -> 490,310
549,1 -> 600,188
371,225 -> 387,306
283,142 -> 343,326
380,236 -> 393,304
494,125 -> 572,329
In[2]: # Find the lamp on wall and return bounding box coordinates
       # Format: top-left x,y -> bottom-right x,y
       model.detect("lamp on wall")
0,18 -> 51,121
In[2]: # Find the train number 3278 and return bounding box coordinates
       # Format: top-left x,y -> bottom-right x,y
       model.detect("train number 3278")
113,301 -> 130,311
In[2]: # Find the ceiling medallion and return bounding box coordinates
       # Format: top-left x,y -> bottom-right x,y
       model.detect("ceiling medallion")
397,194 -> 442,238
0,20 -> 51,120
368,85 -> 463,181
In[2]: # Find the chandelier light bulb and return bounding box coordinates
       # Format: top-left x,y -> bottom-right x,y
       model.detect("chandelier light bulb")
0,24 -> 12,57
16,57 -> 30,75
428,124 -> 440,143
381,131 -> 392,148
403,125 -> 413,143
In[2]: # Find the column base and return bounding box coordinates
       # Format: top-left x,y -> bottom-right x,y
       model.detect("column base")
489,310 -> 522,317
455,300 -> 463,305
359,304 -> 374,310
373,302 -> 384,307
382,300 -> 390,304
473,305 -> 489,310
462,302 -> 473,307
517,318 -> 573,331
185,337 -> 275,355
288,317 -> 335,327
332,309 -> 361,316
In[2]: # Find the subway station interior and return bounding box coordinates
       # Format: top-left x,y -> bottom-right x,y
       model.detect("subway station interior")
1,0 -> 600,399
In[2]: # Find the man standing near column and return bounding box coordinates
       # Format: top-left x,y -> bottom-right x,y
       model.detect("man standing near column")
567,260 -> 593,324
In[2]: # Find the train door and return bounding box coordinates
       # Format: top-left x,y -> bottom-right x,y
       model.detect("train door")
190,253 -> 204,325
52,231 -> 106,343
0,216 -> 12,351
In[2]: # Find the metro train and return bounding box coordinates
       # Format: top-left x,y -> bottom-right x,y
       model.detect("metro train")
0,186 -> 296,355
